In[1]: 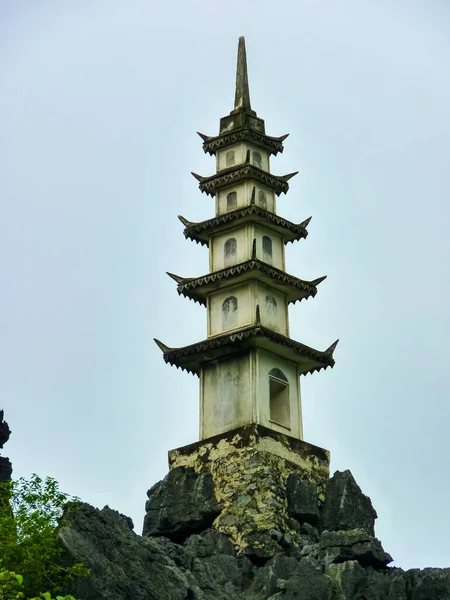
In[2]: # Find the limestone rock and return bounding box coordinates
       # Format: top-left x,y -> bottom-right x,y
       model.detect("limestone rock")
319,529 -> 393,569
286,473 -> 320,526
0,457 -> 12,482
54,463 -> 450,599
326,561 -> 407,600
142,467 -> 220,542
58,503 -> 199,600
0,410 -> 11,449
407,568 -> 450,600
321,470 -> 377,536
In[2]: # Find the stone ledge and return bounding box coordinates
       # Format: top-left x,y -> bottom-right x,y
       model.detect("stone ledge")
168,423 -> 330,482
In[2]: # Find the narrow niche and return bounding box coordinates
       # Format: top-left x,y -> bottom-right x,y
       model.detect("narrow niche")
252,151 -> 262,169
258,190 -> 267,210
226,150 -> 235,167
265,295 -> 277,316
227,191 -> 237,211
268,368 -> 290,429
262,236 -> 273,264
224,237 -> 237,267
222,296 -> 238,329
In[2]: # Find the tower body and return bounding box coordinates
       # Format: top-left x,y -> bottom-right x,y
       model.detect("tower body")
156,37 -> 337,442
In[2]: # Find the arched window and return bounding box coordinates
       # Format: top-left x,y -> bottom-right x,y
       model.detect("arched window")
222,296 -> 238,329
224,238 -> 237,267
253,151 -> 262,169
265,295 -> 277,316
258,190 -> 267,210
269,368 -> 290,428
226,151 -> 235,167
262,236 -> 273,264
227,191 -> 237,211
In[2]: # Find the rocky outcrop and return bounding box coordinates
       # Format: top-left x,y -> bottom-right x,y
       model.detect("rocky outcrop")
0,410 -> 12,483
142,468 -> 221,541
58,467 -> 450,600
321,470 -> 377,536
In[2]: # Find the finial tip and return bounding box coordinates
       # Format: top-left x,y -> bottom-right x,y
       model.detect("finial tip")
234,36 -> 251,111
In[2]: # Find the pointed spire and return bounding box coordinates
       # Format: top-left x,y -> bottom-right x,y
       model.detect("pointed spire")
234,37 -> 251,111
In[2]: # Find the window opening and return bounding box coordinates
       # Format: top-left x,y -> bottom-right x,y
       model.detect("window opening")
269,368 -> 290,428
262,236 -> 273,264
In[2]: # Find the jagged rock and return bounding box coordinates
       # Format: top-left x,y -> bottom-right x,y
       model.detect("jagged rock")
0,410 -> 11,449
142,467 -> 220,542
59,503 -> 200,600
321,470 -> 377,535
57,497 -> 449,600
326,561 -> 407,600
407,568 -> 450,600
248,555 -> 306,598
275,559 -> 333,599
0,457 -> 12,482
319,529 -> 393,569
286,474 -> 320,526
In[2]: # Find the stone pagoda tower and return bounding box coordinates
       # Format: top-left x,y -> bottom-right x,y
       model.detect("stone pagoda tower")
149,37 -> 341,559
155,37 -> 337,443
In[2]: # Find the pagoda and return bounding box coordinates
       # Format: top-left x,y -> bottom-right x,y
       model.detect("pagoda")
155,37 -> 337,444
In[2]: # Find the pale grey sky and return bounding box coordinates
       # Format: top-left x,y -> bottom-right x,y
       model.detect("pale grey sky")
1,0 -> 450,570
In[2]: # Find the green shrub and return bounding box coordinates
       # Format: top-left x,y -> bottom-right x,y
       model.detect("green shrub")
0,475 -> 88,599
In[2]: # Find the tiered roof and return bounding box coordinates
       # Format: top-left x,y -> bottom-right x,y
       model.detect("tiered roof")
167,261 -> 325,306
155,37 -> 338,376
179,208 -> 311,246
192,163 -> 298,197
155,323 -> 337,376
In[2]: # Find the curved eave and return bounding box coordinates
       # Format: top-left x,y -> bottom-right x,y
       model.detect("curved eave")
173,260 -> 325,306
182,206 -> 309,246
155,325 -> 337,376
194,165 -> 296,197
199,129 -> 288,156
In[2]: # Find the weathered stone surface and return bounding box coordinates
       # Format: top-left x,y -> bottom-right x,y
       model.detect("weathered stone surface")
321,470 -> 377,536
59,503 -> 198,600
278,559 -> 333,599
407,568 -> 450,600
167,426 -> 330,557
327,561 -> 407,600
58,497 -> 449,600
0,410 -> 11,449
286,473 -> 320,526
0,457 -> 12,482
0,410 -> 12,483
319,528 -> 393,568
142,467 -> 220,542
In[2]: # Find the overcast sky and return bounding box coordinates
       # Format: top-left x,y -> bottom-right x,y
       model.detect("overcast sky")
1,0 -> 450,571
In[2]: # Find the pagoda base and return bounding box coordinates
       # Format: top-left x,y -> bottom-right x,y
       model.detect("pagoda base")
168,424 -> 330,558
